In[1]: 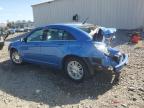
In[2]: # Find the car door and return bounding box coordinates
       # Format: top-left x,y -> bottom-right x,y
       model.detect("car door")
20,28 -> 44,62
40,28 -> 75,66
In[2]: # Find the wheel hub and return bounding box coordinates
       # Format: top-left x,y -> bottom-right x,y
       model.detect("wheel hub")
12,51 -> 22,64
67,61 -> 84,80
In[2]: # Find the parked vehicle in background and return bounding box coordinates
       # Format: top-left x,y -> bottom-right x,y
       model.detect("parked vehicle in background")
0,31 -> 7,36
0,36 -> 4,50
24,27 -> 33,32
16,28 -> 25,32
9,23 -> 128,81
0,31 -> 4,50
0,30 -> 9,40
7,28 -> 16,34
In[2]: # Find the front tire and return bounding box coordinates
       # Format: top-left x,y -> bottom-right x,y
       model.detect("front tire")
10,49 -> 23,65
64,57 -> 89,82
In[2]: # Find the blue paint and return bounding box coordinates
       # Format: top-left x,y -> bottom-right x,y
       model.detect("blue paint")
9,23 -> 128,73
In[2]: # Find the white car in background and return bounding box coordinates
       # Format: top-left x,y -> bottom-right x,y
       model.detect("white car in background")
16,28 -> 25,32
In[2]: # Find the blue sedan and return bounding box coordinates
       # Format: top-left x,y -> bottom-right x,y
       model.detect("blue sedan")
9,23 -> 128,81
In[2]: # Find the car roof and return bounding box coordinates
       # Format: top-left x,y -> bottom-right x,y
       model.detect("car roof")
60,23 -> 95,28
43,22 -> 95,28
33,23 -> 95,41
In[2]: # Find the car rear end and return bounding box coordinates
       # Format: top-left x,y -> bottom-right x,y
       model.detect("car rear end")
84,42 -> 128,75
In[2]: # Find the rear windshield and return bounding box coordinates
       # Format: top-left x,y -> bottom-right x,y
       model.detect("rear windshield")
79,25 -> 97,34
79,25 -> 103,42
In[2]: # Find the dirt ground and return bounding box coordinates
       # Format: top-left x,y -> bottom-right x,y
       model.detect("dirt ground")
0,31 -> 144,108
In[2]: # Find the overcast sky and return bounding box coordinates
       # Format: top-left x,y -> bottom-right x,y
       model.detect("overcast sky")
0,0 -> 48,23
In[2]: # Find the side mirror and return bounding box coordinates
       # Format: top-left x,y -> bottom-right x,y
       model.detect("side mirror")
21,37 -> 27,43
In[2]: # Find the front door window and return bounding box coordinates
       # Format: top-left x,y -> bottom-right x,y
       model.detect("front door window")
27,29 -> 43,42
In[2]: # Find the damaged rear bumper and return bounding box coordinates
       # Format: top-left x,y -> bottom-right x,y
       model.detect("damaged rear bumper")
83,53 -> 128,74
104,54 -> 128,73
113,54 -> 128,72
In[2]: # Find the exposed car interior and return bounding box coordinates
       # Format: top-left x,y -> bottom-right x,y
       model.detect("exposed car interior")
79,25 -> 104,42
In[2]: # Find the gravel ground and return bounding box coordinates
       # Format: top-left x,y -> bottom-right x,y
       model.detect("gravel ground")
0,31 -> 144,108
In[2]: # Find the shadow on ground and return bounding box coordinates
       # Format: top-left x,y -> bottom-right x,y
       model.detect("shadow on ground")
0,60 -> 117,107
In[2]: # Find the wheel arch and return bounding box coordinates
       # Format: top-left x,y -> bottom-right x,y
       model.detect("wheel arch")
62,54 -> 92,72
62,54 -> 95,78
9,47 -> 18,53
62,55 -> 84,67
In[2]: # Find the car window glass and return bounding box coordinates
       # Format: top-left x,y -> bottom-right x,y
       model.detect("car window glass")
27,29 -> 43,42
62,31 -> 75,40
49,29 -> 61,40
43,29 -> 75,41
79,26 -> 97,34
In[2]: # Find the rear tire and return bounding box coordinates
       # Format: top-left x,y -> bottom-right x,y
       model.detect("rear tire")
64,57 -> 90,82
10,49 -> 23,65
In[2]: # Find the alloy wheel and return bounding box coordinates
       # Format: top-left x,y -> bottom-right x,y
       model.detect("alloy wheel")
11,51 -> 22,64
67,61 -> 84,80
